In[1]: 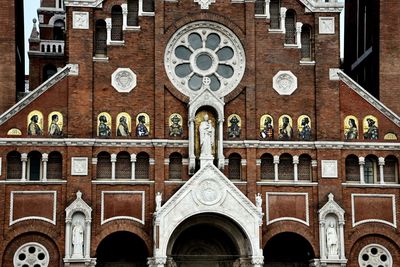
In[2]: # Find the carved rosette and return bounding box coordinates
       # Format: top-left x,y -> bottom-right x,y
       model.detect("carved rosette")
193,179 -> 224,206
272,71 -> 298,95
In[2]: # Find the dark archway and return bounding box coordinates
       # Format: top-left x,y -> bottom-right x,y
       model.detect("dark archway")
264,232 -> 315,267
168,214 -> 250,267
96,231 -> 148,267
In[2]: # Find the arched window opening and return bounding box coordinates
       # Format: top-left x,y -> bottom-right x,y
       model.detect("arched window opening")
47,151 -> 62,179
169,152 -> 182,180
116,152 -> 131,179
228,153 -> 242,180
54,19 -> 65,40
143,0 -> 154,12
127,0 -> 139,26
345,155 -> 359,182
384,156 -> 398,183
97,152 -> 111,179
279,153 -> 293,180
285,10 -> 296,44
261,153 -> 274,180
270,0 -> 281,29
364,155 -> 378,184
7,151 -> 22,179
28,151 -> 42,181
301,24 -> 312,60
136,152 -> 149,179
298,154 -> 312,181
95,20 -> 107,57
111,6 -> 123,41
42,64 -> 57,82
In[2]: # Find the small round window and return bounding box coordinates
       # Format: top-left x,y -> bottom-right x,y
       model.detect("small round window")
165,21 -> 245,98
358,244 -> 392,267
13,242 -> 49,267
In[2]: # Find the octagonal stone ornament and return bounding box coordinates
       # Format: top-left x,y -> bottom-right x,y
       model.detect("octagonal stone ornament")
273,71 -> 298,95
111,68 -> 137,93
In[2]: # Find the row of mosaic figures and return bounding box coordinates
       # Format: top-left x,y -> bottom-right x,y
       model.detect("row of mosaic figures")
344,115 -> 379,140
19,111 -> 63,137
227,114 -> 312,140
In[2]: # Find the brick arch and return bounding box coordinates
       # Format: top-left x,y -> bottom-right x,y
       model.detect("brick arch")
6,221 -> 60,242
262,221 -> 318,257
92,222 -> 152,256
2,231 -> 61,266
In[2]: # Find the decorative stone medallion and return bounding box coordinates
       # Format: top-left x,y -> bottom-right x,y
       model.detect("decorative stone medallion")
194,0 -> 216,9
72,12 -> 89,30
319,17 -> 335,34
13,242 -> 49,267
71,157 -> 88,176
111,68 -> 137,93
321,160 -> 338,178
194,179 -> 222,206
273,71 -> 298,95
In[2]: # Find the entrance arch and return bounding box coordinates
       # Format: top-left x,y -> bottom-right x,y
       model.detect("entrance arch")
167,213 -> 250,266
95,231 -> 148,267
263,232 -> 315,267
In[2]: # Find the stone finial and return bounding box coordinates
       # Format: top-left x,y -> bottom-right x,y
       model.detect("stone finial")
30,18 -> 40,39
328,193 -> 334,201
76,191 -> 82,199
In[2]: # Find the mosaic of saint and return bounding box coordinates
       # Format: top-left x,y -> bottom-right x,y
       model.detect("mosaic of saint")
116,112 -> 131,137
344,116 -> 358,140
227,114 -> 241,138
169,113 -> 183,137
98,112 -> 112,137
260,114 -> 274,140
27,111 -> 43,136
136,113 -> 150,137
278,115 -> 293,141
48,111 -> 63,137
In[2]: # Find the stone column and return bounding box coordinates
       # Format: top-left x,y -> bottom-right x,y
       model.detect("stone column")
188,119 -> 196,174
378,157 -> 385,184
319,222 -> 326,259
147,256 -> 167,267
265,0 -> 271,18
21,153 -> 28,181
311,160 -> 318,182
65,220 -> 72,258
218,119 -> 225,170
251,255 -> 264,267
359,156 -> 365,184
121,3 -> 128,30
273,155 -> 279,181
42,153 -> 48,181
339,221 -> 345,259
85,220 -> 91,258
296,22 -> 303,48
105,18 -> 112,45
111,153 -> 117,180
280,7 -> 287,33
293,155 -> 299,182
131,154 -> 136,180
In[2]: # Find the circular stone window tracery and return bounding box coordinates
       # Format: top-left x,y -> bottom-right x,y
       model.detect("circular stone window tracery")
358,244 -> 392,267
165,21 -> 245,98
13,242 -> 50,267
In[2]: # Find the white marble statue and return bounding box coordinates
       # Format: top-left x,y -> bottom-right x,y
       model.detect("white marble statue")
72,223 -> 84,258
199,113 -> 215,157
255,193 -> 262,210
326,221 -> 338,257
156,192 -> 162,212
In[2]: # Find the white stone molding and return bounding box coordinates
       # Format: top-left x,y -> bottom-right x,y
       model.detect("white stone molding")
10,191 -> 57,225
48,14 -> 66,27
337,70 -> 400,127
72,12 -> 89,29
111,68 -> 137,93
298,0 -> 343,13
0,157 -> 2,176
100,191 -> 145,224
321,160 -> 338,178
0,65 -> 70,126
273,71 -> 298,95
329,68 -> 340,80
64,191 -> 95,264
65,0 -> 103,8
358,244 -> 393,267
319,17 -> 335,34
14,242 -> 50,267
318,193 -> 347,265
194,0 -> 216,9
351,194 -> 397,228
153,164 -> 264,264
255,0 -> 270,18
265,192 -> 309,226
67,64 -> 79,76
71,157 -> 89,176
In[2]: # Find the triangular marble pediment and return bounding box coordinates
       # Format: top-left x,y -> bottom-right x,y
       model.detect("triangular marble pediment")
65,191 -> 92,221
154,163 -> 263,258
318,193 -> 345,223
188,88 -> 225,119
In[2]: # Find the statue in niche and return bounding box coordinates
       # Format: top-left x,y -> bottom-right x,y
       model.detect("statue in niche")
136,115 -> 149,137
98,115 -> 111,137
364,118 -> 378,140
28,115 -> 43,136
228,115 -> 241,138
326,221 -> 338,257
299,117 -> 311,141
260,116 -> 274,139
199,113 -> 215,157
49,114 -> 62,136
72,223 -> 84,257
255,193 -> 262,214
155,192 -> 162,212
345,118 -> 358,140
117,116 -> 130,137
169,114 -> 183,137
278,116 -> 293,140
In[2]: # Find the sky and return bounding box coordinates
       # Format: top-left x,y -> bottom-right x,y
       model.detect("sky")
23,0 -> 345,74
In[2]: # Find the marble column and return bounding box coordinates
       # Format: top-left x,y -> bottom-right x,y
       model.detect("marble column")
293,155 -> 299,182
280,7 -> 287,33
273,155 -> 279,181
378,157 -> 385,184
131,154 -> 136,180
42,153 -> 48,181
111,153 -> 117,180
21,153 -> 28,181
359,156 -> 365,184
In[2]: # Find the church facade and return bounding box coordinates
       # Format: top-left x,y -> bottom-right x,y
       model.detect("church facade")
0,0 -> 400,266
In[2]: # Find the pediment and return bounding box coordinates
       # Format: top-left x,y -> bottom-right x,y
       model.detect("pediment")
65,191 -> 92,221
188,88 -> 225,119
154,163 -> 263,258
318,193 -> 345,223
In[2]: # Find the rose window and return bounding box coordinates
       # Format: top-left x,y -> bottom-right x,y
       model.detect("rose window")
13,242 -> 49,267
358,244 -> 392,267
165,21 -> 245,98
